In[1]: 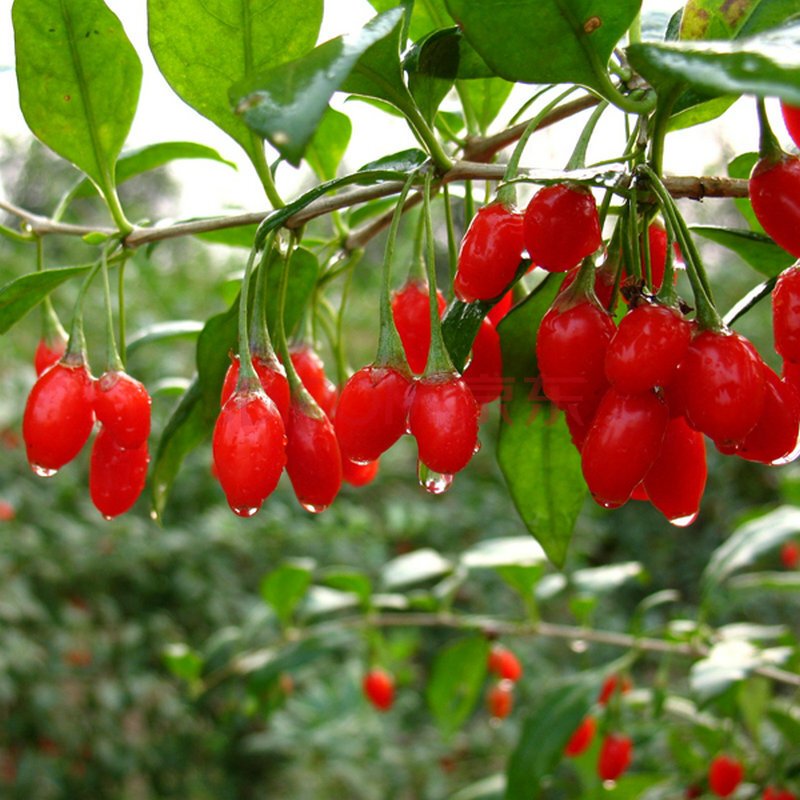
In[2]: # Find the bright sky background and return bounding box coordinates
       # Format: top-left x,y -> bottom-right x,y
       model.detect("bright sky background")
0,1 -> 789,221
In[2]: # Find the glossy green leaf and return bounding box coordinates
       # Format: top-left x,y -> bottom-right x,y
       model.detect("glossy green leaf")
195,224 -> 261,249
459,77 -> 514,134
680,0 -> 800,40
231,10 -> 401,166
369,0 -> 452,43
263,246 -> 319,341
305,107 -> 352,181
13,0 -> 141,189
627,20 -> 800,105
572,561 -> 647,593
300,586 -> 361,617
427,636 -> 489,738
406,28 -> 459,124
690,225 -> 794,277
505,680 -> 598,800
151,377 -> 210,520
0,265 -> 90,334
148,0 -> 323,167
668,94 -> 737,131
728,151 -> 763,231
126,320 -> 204,356
196,301 -> 239,416
496,277 -> 585,568
445,0 -> 641,91
71,142 -> 236,200
260,561 -> 314,628
702,505 -> 800,591
382,548 -> 453,588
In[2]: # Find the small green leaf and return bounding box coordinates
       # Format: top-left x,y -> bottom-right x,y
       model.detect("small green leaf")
319,569 -> 372,605
445,0 -> 641,92
572,561 -> 647,593
300,586 -> 361,617
305,107 -> 352,181
126,320 -> 204,356
459,77 -> 514,134
690,225 -> 794,277
163,643 -> 203,683
194,224 -> 261,249
427,636 -> 489,738
13,0 -> 141,190
0,265 -> 90,334
260,561 -> 314,628
728,152 -> 762,232
263,246 -> 319,341
461,536 -> 547,569
81,231 -> 108,245
382,548 -> 453,588
196,301 -> 240,416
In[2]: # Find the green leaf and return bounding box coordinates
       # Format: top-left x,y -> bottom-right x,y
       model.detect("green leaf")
461,536 -> 547,569
194,224 -> 261,249
319,569 -> 372,605
13,0 -> 141,190
369,0 -> 453,43
728,152 -> 763,232
382,548 -> 453,588
680,0 -> 800,40
627,20 -> 800,106
147,0 -> 323,167
196,302 -> 240,416
729,570 -> 800,592
71,142 -> 236,199
505,680 -> 598,800
305,107 -> 352,181
702,505 -> 800,591
260,560 -> 314,627
572,561 -> 647,593
426,636 -> 489,738
163,643 -> 203,683
151,377 -> 210,520
445,0 -> 641,91
231,10 -> 402,166
459,77 -> 514,133
406,28 -> 459,124
126,320 -> 204,356
668,94 -> 737,131
496,276 -> 585,568
690,225 -> 795,277
263,246 -> 319,341
0,265 -> 90,334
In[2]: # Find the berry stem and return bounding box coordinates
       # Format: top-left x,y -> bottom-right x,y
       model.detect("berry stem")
235,240 -> 269,393
99,242 -> 125,372
249,244 -> 280,364
565,100 -> 609,171
756,96 -> 785,164
647,82 -> 683,178
442,184 -> 458,286
36,236 -> 67,347
65,256 -> 106,365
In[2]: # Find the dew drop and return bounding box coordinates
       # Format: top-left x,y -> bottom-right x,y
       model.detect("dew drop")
102,514 -> 113,522
669,512 -> 698,528
32,463 -> 57,477
417,461 -> 454,495
350,456 -> 373,466
570,639 -> 588,653
300,502 -> 328,514
150,509 -> 158,521
232,505 -> 259,518
473,438 -> 482,455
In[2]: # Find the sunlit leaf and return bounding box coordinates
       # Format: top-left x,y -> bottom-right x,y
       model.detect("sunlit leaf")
691,225 -> 794,277
260,560 -> 315,627
381,548 -> 453,588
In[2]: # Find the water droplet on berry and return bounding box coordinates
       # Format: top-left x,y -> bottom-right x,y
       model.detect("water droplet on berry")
150,509 -> 158,520
473,438 -> 482,455
31,463 -> 57,477
232,505 -> 259,518
300,502 -> 329,514
417,461 -> 454,494
102,514 -> 113,522
669,512 -> 698,528
771,435 -> 800,465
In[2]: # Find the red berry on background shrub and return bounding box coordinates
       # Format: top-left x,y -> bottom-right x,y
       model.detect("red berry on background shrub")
523,183 -> 603,272
34,336 -> 67,376
94,370 -> 151,450
454,202 -> 525,302
286,394 -> 342,513
597,674 -> 632,705
221,353 -> 290,425
334,365 -> 413,464
23,360 -> 95,475
363,667 -> 394,711
709,754 -> 744,798
781,101 -> 800,149
391,279 -> 447,374
597,733 -> 633,781
763,786 -> 797,800
289,344 -> 337,412
564,715 -> 596,757
408,375 -> 480,475
0,500 -> 16,522
486,681 -> 513,719
627,222 -> 682,292
212,389 -> 287,517
89,426 -> 149,518
463,317 -> 504,405
342,456 -> 379,487
605,303 -> 693,394
643,415 -> 707,526
772,264 -> 800,364
750,153 -> 800,258
581,388 -> 669,508
670,329 -> 766,445
487,644 -> 522,682
781,540 -> 800,569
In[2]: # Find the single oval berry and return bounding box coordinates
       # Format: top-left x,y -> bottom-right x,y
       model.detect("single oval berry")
708,755 -> 744,798
212,389 -> 287,517
391,280 -> 447,374
486,681 -> 513,719
772,264 -> 800,363
672,329 -> 766,446
454,202 -> 525,302
409,376 -> 480,475
363,667 -> 394,711
221,353 -> 291,425
342,456 -> 379,487
487,289 -> 514,327
287,344 -> 337,414
463,317 -> 504,405
34,336 -> 67,377
781,100 -> 800,149
23,361 -> 95,475
605,304 -> 693,394
335,365 -> 414,463
89,426 -> 149,519
487,644 -> 522,682
94,370 -> 151,450
750,154 -> 800,258
523,183 -> 602,272
564,715 -> 597,757
643,416 -> 707,527
597,733 -> 633,782
597,674 -> 632,705
581,388 -> 668,509
286,395 -> 342,513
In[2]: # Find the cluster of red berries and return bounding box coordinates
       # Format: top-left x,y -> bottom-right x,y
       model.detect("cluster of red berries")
22,338 -> 151,519
485,643 -> 523,719
708,753 -> 797,800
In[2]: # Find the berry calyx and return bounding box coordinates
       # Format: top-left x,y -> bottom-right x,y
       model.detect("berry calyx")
89,426 -> 149,519
597,733 -> 633,782
487,644 -> 522,682
564,715 -> 596,757
708,755 -> 744,798
486,681 -> 513,719
391,279 -> 446,374
454,202 -> 525,302
523,183 -> 602,272
93,370 -> 151,450
23,360 -> 95,476
220,353 -> 291,425
363,667 -> 394,711
212,388 -> 287,517
750,152 -> 800,258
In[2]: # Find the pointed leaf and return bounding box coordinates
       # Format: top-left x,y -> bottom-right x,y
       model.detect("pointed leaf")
263,246 -> 319,340
126,320 -> 204,355
13,0 -> 141,188
196,301 -> 240,415
232,10 -> 402,166
148,0 -> 323,165
728,152 -> 763,232
260,561 -> 314,627
369,0 -> 453,43
382,548 -> 453,588
305,107 -> 352,181
459,77 -> 514,133
572,561 -> 647,593
690,225 -> 794,277
445,0 -> 641,91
